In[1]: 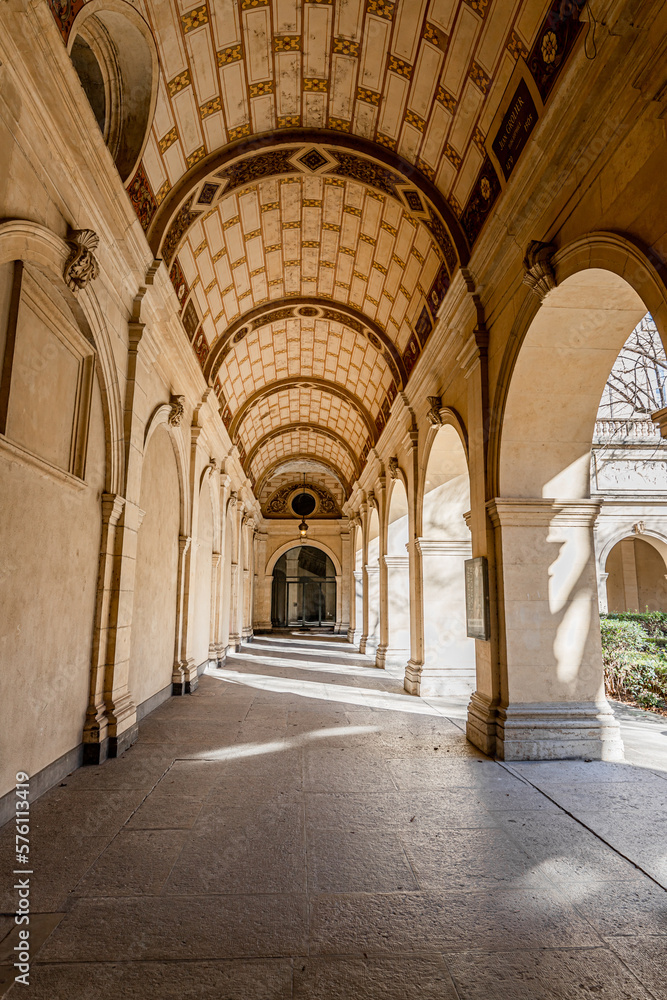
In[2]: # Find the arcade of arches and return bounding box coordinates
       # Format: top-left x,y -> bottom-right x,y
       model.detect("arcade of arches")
2,0 -> 667,992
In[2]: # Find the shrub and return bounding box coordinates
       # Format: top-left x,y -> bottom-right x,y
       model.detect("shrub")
600,613 -> 667,711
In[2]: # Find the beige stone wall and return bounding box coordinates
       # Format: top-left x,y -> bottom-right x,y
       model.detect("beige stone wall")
128,425 -> 180,708
0,372 -> 105,798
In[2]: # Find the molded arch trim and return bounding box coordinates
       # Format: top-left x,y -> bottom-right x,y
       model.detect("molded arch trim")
245,422 -> 362,481
229,376 -> 378,443
205,296 -> 406,387
265,538 -> 342,578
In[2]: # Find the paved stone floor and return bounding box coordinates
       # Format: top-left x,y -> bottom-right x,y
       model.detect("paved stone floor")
1,633 -> 666,998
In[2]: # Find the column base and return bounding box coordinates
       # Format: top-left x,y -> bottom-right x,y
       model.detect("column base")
496,701 -> 624,761
82,737 -> 110,766
347,627 -> 363,645
466,691 -> 498,756
361,635 -> 379,655
109,722 -> 139,757
376,645 -> 409,669
172,658 -> 198,695
404,661 -> 476,698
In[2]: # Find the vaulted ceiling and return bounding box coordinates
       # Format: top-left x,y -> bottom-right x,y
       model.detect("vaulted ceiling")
57,0 -> 586,504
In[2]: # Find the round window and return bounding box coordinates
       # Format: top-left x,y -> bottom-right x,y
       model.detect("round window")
291,492 -> 316,517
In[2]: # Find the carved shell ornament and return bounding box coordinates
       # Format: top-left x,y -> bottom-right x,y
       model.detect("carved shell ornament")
63,229 -> 100,291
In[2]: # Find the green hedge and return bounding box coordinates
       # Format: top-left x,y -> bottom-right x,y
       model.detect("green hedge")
600,612 -> 667,710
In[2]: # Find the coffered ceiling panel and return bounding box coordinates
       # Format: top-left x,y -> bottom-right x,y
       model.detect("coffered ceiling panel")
54,0 -> 588,500
250,427 -> 357,488
129,0 -> 553,219
239,386 -> 369,459
172,173 -> 445,351
217,318 -> 393,416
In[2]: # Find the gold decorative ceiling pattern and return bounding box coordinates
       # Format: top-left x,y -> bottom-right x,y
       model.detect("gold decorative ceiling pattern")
53,0 -> 588,502
250,427 -> 357,489
215,319 -> 393,417
171,173 -> 445,350
240,386 -> 369,461
133,0 -> 551,217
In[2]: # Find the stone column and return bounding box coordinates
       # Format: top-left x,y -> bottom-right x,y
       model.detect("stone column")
208,551 -> 222,663
374,482 -> 389,668
83,315 -> 147,761
350,569 -> 364,645
358,502 -> 371,652
253,528 -> 272,631
365,564 -> 380,655
172,425 -> 206,693
83,493 -> 140,762
487,498 -> 623,761
407,538 -> 475,696
457,326 -> 500,757
213,475 -> 231,663
338,524 -> 351,634
598,572 -> 609,614
228,500 -> 243,650
379,553 -> 410,669
173,533 -> 197,693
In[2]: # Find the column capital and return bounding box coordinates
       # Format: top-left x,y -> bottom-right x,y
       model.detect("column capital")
415,537 -> 472,557
384,554 -> 409,568
101,492 -> 125,526
486,498 -> 601,528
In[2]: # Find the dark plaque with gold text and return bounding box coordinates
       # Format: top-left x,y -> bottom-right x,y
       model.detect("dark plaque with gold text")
491,77 -> 538,181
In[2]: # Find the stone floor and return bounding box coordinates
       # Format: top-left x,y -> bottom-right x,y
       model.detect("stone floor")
1,633 -> 667,998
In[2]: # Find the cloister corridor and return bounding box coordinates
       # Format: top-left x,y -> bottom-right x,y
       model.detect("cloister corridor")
1,633 -> 665,999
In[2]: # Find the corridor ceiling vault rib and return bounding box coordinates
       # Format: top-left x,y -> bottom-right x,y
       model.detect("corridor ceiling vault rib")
55,0 -> 586,501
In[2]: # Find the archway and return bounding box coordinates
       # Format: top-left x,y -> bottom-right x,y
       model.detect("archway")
129,424 -> 180,707
419,424 -> 475,696
382,478 -> 411,669
494,262 -> 654,760
604,535 -> 667,612
68,1 -> 158,183
271,545 -> 337,628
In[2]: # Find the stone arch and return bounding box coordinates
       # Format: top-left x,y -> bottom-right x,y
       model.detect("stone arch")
129,422 -> 181,707
417,407 -> 469,535
383,476 -> 411,669
68,0 -> 159,183
143,403 -> 190,534
492,232 -> 667,498
266,538 -> 342,578
205,296 -> 406,387
245,424 -> 362,484
604,533 -> 667,613
229,376 -> 378,444
488,233 -> 667,760
409,421 -> 475,698
147,131 -> 469,265
255,454 -> 352,498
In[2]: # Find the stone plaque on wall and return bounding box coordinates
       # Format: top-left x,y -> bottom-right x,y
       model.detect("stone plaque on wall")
465,556 -> 490,641
491,77 -> 538,182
